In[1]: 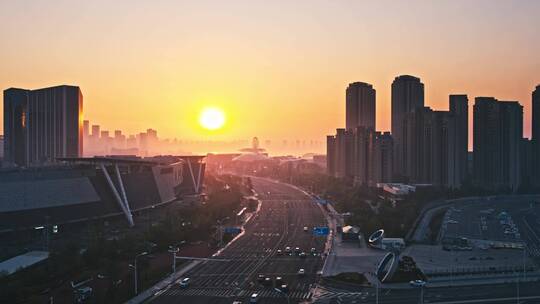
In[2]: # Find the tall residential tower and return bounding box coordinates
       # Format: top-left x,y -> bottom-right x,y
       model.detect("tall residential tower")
3,85 -> 83,167
391,75 -> 424,179
346,82 -> 376,130
473,97 -> 522,190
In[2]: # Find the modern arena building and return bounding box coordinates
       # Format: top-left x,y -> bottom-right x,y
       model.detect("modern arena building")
0,155 -> 205,232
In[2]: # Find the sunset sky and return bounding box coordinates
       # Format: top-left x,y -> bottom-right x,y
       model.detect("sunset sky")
1,0 -> 539,150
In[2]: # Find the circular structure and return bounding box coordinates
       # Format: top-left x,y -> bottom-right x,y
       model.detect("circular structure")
199,107 -> 226,130
375,252 -> 398,282
368,229 -> 385,246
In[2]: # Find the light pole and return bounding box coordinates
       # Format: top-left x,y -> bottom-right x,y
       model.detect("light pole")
375,280 -> 379,304
168,246 -> 179,274
216,217 -> 230,247
129,251 -> 148,295
274,288 -> 290,304
411,280 -> 426,304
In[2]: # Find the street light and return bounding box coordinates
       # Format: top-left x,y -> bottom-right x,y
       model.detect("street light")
216,217 -> 230,247
129,251 -> 148,295
410,280 -> 426,304
274,288 -> 290,304
168,246 -> 180,274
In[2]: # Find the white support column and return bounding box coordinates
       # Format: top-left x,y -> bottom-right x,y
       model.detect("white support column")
195,161 -> 203,193
100,163 -> 134,227
115,164 -> 132,216
186,160 -> 198,194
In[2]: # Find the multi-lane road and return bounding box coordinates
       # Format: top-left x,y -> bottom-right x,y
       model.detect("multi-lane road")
148,177 -> 328,304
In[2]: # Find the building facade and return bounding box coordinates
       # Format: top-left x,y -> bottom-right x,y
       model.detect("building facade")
4,85 -> 83,167
532,85 -> 540,185
371,132 -> 393,184
346,82 -> 376,130
449,95 -> 469,183
473,97 -> 523,190
391,75 -> 424,179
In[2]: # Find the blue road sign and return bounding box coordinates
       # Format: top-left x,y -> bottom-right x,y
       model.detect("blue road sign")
313,227 -> 329,236
313,196 -> 328,205
224,227 -> 242,234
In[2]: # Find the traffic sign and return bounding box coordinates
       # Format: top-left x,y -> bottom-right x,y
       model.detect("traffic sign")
224,227 -> 242,234
313,227 -> 329,236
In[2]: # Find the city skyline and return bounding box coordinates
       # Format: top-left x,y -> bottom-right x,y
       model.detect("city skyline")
1,0 -> 539,148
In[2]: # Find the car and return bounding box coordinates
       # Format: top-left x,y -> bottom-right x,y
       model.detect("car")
263,277 -> 272,286
285,246 -> 292,253
257,274 -> 265,282
304,226 -> 309,232
276,249 -> 283,255
232,301 -> 243,304
409,280 -> 426,287
279,284 -> 289,293
250,293 -> 259,303
294,247 -> 301,253
299,252 -> 307,258
310,247 -> 316,253
179,277 -> 190,288
275,276 -> 284,285
298,268 -> 305,276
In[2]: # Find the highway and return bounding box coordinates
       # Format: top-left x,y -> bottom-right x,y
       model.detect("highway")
148,177 -> 328,304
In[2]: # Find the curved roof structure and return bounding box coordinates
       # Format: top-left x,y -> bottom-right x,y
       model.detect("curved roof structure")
369,229 -> 385,245
232,153 -> 269,162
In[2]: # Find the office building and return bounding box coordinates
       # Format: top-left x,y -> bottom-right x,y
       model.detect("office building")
391,75 -> 424,178
473,97 -> 523,190
346,82 -> 376,130
3,85 -> 83,167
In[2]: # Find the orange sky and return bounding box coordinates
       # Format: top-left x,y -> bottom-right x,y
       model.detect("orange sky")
1,1 -> 539,151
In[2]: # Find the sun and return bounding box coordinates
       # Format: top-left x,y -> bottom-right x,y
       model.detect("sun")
199,107 -> 226,130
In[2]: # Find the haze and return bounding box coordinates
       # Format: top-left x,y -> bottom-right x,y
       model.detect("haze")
1,0 -> 539,153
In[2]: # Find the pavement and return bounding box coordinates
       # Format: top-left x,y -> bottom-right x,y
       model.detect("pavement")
144,176 -> 329,304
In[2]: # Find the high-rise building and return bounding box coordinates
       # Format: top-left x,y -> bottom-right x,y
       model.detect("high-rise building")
450,95 -> 469,184
4,85 -> 83,167
473,97 -> 523,190
402,106 -> 461,188
532,85 -> 540,184
352,127 -> 372,185
83,120 -> 90,138
371,132 -> 393,184
346,82 -> 376,130
326,135 -> 337,177
391,75 -> 424,178
0,135 -> 4,162
91,125 -> 100,138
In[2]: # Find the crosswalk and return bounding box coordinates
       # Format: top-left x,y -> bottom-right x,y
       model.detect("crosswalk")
161,287 -> 312,300
312,286 -> 371,303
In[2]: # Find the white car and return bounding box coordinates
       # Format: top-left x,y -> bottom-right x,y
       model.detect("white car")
250,293 -> 259,303
298,268 -> 305,276
179,277 -> 190,288
409,279 -> 426,287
